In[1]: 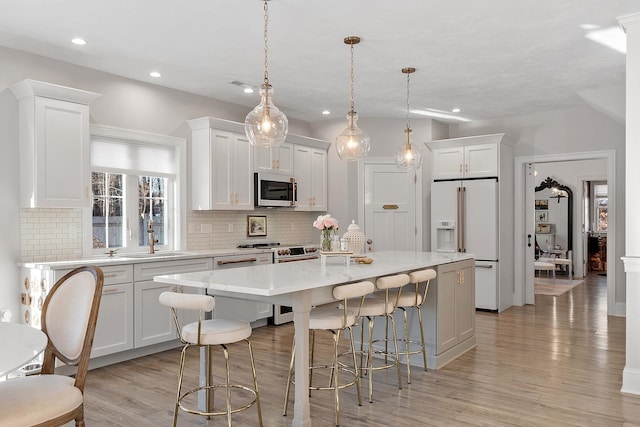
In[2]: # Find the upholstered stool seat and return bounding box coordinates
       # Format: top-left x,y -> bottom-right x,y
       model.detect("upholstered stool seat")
159,292 -> 262,427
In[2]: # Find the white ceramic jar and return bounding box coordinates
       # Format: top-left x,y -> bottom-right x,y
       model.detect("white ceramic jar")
342,220 -> 365,254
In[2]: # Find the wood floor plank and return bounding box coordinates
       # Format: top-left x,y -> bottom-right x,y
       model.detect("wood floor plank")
79,273 -> 640,426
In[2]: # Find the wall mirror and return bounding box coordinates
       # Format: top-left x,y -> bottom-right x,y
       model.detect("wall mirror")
535,177 -> 573,255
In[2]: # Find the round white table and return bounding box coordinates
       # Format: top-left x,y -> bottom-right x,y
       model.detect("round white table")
0,322 -> 47,377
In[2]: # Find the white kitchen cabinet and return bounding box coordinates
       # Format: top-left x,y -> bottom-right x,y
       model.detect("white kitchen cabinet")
9,79 -> 101,208
91,265 -> 134,358
431,140 -> 498,180
293,145 -> 327,211
254,143 -> 294,176
188,118 -> 254,210
423,259 -> 475,367
133,258 -> 212,347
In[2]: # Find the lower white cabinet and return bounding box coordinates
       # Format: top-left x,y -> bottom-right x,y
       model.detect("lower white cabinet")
92,282 -> 134,358
422,258 -> 476,369
133,258 -> 213,347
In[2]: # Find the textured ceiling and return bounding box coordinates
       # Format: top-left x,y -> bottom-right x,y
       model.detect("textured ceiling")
0,0 -> 637,123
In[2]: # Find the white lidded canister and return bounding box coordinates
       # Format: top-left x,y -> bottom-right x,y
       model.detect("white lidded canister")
342,220 -> 365,254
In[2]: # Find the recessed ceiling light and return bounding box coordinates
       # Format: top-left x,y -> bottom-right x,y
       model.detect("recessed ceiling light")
322,110 -> 331,115
580,24 -> 600,31
451,108 -> 461,113
149,71 -> 162,78
71,38 -> 87,45
243,87 -> 254,94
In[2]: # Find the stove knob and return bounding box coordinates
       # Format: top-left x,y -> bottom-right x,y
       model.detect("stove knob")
286,249 -> 291,255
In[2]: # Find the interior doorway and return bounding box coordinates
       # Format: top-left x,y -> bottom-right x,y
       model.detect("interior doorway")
514,150 -> 616,315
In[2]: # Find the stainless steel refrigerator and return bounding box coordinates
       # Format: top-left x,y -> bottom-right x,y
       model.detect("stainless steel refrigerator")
431,178 -> 499,310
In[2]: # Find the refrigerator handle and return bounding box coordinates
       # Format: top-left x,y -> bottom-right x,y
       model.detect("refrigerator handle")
461,186 -> 466,252
456,187 -> 461,252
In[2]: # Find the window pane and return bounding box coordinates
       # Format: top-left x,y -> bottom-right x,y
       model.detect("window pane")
92,172 -> 124,249
138,176 -> 167,246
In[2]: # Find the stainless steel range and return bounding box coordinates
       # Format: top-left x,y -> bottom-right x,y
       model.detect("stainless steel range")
273,244 -> 319,263
237,242 -> 319,324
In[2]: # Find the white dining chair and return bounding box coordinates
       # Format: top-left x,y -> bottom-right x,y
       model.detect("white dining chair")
0,265 -> 104,427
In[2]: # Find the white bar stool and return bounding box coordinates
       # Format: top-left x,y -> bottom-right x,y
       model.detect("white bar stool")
393,268 -> 436,383
357,273 -> 410,403
159,292 -> 263,427
534,261 -> 556,285
283,280 -> 375,426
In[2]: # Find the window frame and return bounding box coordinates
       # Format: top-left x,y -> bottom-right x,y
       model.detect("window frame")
83,125 -> 187,256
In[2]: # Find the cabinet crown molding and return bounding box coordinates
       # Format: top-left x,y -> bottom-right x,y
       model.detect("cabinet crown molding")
9,79 -> 101,104
426,133 -> 510,150
186,116 -> 330,150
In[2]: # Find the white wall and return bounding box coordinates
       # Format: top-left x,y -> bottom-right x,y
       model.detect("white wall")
450,105 -> 626,306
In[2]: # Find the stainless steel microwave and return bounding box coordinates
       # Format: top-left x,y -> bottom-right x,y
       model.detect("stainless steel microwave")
254,173 -> 296,207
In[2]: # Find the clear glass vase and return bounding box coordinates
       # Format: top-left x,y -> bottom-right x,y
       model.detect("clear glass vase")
321,228 -> 333,252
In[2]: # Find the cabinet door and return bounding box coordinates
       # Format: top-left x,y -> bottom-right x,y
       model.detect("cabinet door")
134,280 -> 177,347
464,143 -> 498,178
310,148 -> 327,211
92,283 -> 134,358
432,147 -> 464,180
293,145 -> 312,210
210,130 -> 235,210
33,97 -> 91,207
254,142 -> 293,176
294,145 -> 327,211
436,262 -> 458,352
233,134 -> 255,210
456,260 -> 476,343
276,143 -> 294,176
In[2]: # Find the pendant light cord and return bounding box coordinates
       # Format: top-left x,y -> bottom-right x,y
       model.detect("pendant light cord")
349,42 -> 355,113
406,71 -> 411,132
263,0 -> 270,86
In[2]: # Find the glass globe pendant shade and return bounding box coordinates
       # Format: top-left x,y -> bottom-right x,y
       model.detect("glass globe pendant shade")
335,111 -> 370,161
395,127 -> 423,169
245,84 -> 288,148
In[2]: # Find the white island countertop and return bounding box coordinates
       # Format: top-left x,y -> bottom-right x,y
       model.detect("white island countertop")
155,251 -> 473,304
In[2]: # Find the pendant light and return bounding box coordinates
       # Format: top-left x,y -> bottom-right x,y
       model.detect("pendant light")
335,36 -> 370,161
245,0 -> 288,148
395,67 -> 423,169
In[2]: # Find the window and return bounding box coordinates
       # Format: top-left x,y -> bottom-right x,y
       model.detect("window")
84,125 -> 186,255
594,183 -> 608,233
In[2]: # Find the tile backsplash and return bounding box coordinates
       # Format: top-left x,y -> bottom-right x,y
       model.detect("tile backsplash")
20,208 -> 322,262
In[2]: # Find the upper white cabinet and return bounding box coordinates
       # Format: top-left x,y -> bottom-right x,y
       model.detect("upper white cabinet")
187,117 -> 330,211
294,145 -> 327,211
254,143 -> 294,176
429,135 -> 501,180
10,80 -> 101,208
188,118 -> 254,211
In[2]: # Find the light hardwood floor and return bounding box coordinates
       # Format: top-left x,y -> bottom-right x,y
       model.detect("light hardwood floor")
82,273 -> 640,426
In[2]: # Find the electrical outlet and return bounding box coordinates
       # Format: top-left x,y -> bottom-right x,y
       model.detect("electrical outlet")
291,222 -> 295,230
228,223 -> 233,232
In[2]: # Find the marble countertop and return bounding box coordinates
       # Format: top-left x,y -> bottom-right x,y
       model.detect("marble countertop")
154,251 -> 474,298
18,248 -> 273,270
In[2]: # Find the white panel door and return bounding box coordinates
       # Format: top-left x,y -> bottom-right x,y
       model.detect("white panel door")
363,163 -> 417,252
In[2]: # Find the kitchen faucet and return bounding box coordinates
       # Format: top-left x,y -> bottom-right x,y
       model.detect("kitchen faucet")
148,218 -> 158,254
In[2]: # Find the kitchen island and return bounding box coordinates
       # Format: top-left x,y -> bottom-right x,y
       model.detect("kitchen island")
154,250 -> 476,427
